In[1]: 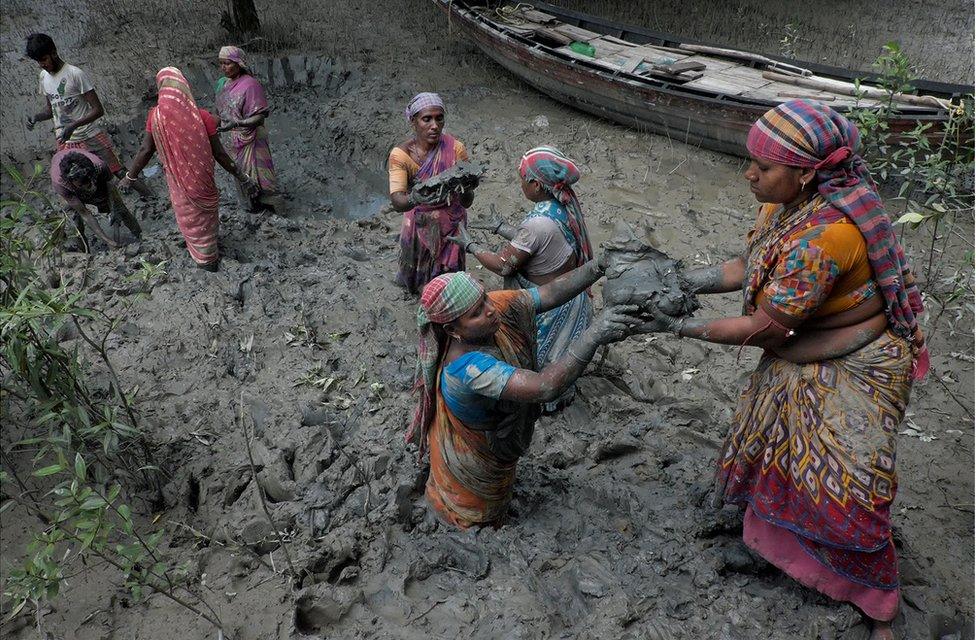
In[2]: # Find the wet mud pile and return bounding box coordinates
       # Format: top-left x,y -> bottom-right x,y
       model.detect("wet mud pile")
1,5 -> 974,640
602,223 -> 700,319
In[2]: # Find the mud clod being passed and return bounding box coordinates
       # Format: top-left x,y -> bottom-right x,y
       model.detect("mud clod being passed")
601,222 -> 701,318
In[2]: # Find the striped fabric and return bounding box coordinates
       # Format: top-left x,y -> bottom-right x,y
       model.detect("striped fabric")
58,130 -> 123,174
746,99 -> 928,379
409,273 -> 485,455
518,146 -> 593,265
405,92 -> 445,122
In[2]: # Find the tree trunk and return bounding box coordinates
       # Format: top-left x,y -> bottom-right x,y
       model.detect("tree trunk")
224,0 -> 261,35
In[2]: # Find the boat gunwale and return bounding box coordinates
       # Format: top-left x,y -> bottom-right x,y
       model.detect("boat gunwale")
531,0 -> 973,98
448,2 -> 949,120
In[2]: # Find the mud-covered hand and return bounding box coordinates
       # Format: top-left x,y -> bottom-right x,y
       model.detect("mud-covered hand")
446,224 -> 482,254
456,175 -> 480,197
57,124 -> 77,144
407,188 -> 444,208
217,119 -> 240,132
468,206 -> 506,234
634,303 -> 685,335
588,304 -> 643,346
237,173 -> 261,199
26,116 -> 36,131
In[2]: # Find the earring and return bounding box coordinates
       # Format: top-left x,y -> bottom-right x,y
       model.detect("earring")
800,179 -> 808,190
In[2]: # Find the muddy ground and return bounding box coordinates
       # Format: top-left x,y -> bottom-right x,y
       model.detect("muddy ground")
1,2 -> 974,639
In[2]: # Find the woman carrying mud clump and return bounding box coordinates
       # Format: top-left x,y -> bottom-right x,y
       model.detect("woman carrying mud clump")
631,100 -> 927,640
389,92 -> 478,293
214,46 -> 283,213
450,146 -> 594,412
409,261 -> 639,530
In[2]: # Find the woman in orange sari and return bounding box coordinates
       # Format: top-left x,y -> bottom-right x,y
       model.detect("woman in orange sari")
122,67 -> 255,271
409,258 -> 638,528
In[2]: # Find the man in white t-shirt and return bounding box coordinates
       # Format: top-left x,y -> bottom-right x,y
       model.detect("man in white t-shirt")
25,33 -> 152,197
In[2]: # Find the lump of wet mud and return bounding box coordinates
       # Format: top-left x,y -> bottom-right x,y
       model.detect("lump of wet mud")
601,222 -> 700,318
410,160 -> 485,204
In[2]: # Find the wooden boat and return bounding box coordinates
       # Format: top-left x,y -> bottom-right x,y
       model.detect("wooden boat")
433,0 -> 971,156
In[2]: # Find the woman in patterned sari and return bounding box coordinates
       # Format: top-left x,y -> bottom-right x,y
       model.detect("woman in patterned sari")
409,259 -> 637,529
635,100 -> 927,640
451,146 -> 594,411
122,67 -> 255,271
215,46 -> 282,213
388,92 -> 478,293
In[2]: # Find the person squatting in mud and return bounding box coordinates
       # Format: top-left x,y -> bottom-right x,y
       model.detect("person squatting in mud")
452,145 -> 595,412
24,33 -> 153,200
389,92 -> 479,294
214,45 -> 284,214
632,99 -> 927,640
408,256 -> 641,530
122,67 -> 258,272
50,149 -> 142,251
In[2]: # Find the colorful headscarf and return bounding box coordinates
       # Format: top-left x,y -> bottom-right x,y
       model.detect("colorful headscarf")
518,146 -> 594,263
405,92 -> 445,122
218,45 -> 248,70
746,99 -> 928,379
408,273 -> 485,455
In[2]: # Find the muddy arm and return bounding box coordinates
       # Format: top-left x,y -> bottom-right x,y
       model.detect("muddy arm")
535,259 -> 604,313
64,200 -> 119,248
682,255 -> 746,294
126,132 -> 157,178
499,305 -> 638,403
27,97 -> 54,128
209,134 -> 241,177
470,243 -> 530,278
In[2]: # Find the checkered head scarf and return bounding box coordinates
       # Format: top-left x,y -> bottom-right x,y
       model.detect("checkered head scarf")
519,146 -> 593,264
746,99 -> 928,379
405,92 -> 445,122
408,273 -> 485,454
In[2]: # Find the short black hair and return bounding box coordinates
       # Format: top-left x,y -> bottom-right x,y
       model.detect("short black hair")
60,152 -> 97,184
25,33 -> 57,61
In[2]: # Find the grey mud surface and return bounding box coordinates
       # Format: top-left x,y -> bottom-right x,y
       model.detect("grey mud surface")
1,2 -> 973,640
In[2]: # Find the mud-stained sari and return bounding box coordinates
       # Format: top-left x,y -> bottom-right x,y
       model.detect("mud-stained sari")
715,199 -> 913,621
426,290 -> 540,528
149,68 -> 220,265
215,73 -> 278,210
395,133 -> 468,293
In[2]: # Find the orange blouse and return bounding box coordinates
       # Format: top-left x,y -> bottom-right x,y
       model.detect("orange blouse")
753,203 -> 877,320
387,138 -> 468,195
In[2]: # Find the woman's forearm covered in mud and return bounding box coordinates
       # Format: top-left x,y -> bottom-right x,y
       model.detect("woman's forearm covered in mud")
535,260 -> 602,312
683,255 -> 746,294
500,331 -> 600,403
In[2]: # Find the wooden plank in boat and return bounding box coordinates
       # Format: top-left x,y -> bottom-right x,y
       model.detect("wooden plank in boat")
520,9 -> 559,24
551,23 -> 602,42
598,46 -> 683,67
679,55 -> 739,73
682,75 -> 749,96
709,66 -> 774,91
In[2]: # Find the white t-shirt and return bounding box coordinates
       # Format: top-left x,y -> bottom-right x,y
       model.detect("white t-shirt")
39,63 -> 100,142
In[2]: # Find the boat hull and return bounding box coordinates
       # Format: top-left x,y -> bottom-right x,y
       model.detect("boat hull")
436,1 -> 961,157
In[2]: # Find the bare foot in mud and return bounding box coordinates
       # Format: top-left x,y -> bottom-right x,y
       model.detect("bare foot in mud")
869,620 -> 894,640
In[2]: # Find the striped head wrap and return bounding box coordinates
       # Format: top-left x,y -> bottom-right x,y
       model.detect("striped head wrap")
408,273 -> 486,454
405,92 -> 445,122
218,45 -> 248,70
746,99 -> 928,379
519,146 -> 593,263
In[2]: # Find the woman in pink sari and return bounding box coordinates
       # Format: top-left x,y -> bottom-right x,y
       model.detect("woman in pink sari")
122,67 -> 254,271
388,92 -> 479,294
215,46 -> 282,213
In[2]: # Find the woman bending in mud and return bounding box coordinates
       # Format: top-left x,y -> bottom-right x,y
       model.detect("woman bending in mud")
389,92 -> 477,293
215,46 -> 283,213
50,148 -> 142,250
452,146 -> 594,411
121,67 -> 256,271
635,100 -> 927,640
409,260 -> 638,529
